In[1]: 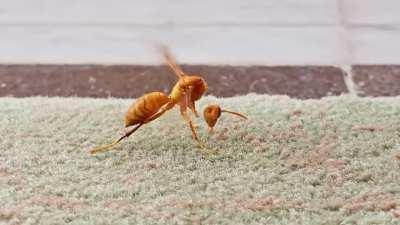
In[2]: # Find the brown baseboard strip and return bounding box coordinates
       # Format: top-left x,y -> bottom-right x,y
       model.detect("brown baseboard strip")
0,64 -> 352,99
353,65 -> 400,97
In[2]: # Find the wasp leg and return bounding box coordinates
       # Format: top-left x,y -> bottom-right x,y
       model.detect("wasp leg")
143,101 -> 175,124
180,108 -> 200,142
124,123 -> 144,138
90,123 -> 144,154
180,99 -> 215,155
182,87 -> 200,128
188,100 -> 199,118
185,86 -> 199,117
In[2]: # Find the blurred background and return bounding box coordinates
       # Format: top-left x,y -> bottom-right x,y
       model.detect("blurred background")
0,0 -> 399,98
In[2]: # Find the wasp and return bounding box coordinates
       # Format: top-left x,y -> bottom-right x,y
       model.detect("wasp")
90,46 -> 209,154
203,104 -> 247,133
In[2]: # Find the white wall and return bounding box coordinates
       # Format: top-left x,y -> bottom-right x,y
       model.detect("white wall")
0,0 -> 399,65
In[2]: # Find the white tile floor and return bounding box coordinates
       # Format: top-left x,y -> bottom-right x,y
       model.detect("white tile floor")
0,0 -> 398,65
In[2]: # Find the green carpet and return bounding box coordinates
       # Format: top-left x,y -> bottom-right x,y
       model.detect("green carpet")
1,95 -> 400,224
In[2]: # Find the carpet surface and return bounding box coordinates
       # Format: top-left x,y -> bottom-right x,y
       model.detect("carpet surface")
1,95 -> 400,224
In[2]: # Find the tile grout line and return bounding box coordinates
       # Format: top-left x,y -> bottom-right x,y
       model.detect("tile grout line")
341,65 -> 359,96
337,0 -> 360,96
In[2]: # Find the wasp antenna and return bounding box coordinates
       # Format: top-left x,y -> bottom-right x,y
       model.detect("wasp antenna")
221,109 -> 248,120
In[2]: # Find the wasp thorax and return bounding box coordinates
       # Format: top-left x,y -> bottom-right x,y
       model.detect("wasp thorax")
203,105 -> 222,128
179,76 -> 204,88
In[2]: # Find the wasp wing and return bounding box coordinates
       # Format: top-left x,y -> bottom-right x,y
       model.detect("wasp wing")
159,45 -> 185,78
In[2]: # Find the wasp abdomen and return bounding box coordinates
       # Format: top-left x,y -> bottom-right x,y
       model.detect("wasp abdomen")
125,92 -> 169,127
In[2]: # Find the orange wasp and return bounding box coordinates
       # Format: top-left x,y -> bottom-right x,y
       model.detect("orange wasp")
90,46 -> 209,154
203,104 -> 247,133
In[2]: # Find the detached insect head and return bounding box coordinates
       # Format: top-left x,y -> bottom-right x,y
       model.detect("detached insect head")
203,104 -> 222,131
203,104 -> 248,133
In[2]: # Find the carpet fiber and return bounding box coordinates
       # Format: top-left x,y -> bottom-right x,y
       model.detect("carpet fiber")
1,95 -> 400,224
